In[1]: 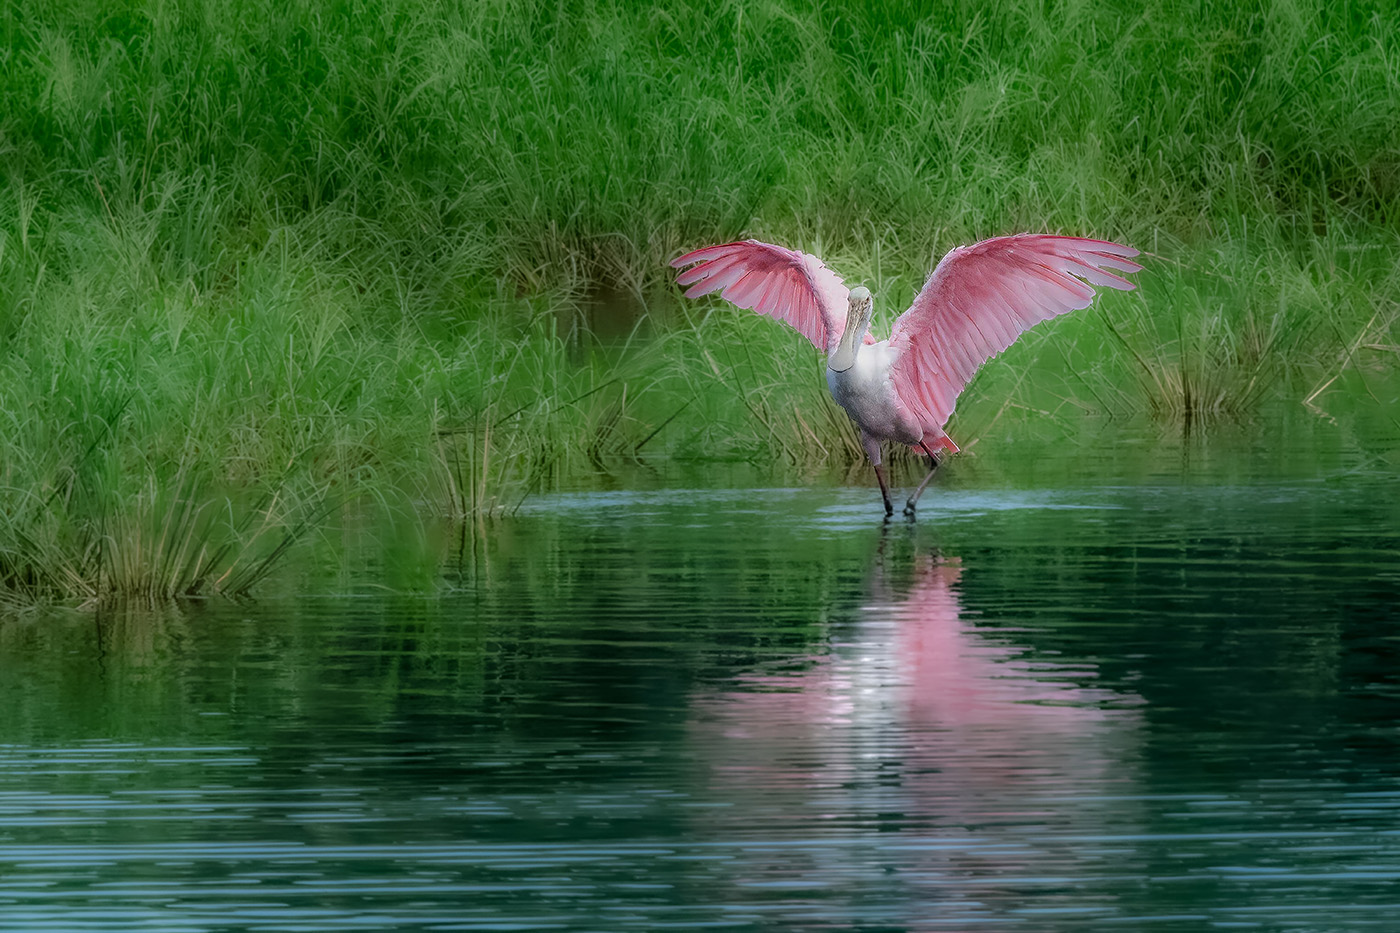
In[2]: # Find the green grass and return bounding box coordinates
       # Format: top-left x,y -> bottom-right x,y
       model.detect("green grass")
0,221 -> 689,603
7,1 -> 1400,286
1,0 -> 1399,602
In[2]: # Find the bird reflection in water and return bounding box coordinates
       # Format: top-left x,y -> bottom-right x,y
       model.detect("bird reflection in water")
687,532 -> 1146,912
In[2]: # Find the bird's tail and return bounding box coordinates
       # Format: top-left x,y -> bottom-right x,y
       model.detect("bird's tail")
918,433 -> 960,455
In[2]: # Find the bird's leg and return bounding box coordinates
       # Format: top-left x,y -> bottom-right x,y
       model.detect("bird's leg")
903,444 -> 943,515
861,431 -> 893,517
873,463 -> 894,517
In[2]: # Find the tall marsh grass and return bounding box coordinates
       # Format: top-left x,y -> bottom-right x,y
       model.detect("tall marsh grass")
2,0 -> 1399,600
0,190 -> 687,602
6,1 -> 1399,288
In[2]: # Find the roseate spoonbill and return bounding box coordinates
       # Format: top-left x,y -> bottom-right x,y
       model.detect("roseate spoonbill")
671,235 -> 1141,516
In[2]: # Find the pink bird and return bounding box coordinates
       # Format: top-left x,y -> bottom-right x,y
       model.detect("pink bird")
671,235 -> 1141,516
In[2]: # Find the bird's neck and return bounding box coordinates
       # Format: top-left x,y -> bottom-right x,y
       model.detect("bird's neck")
828,311 -> 868,372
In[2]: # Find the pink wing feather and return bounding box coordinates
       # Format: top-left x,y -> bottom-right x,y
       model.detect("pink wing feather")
889,235 -> 1140,444
671,240 -> 850,353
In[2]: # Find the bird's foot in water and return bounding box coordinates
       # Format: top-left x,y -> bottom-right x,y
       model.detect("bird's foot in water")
903,500 -> 917,517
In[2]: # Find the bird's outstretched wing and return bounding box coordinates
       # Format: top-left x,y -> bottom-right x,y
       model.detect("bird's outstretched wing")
889,234 -> 1140,439
671,240 -> 850,353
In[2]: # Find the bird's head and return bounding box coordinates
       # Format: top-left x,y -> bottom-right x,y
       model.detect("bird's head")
847,286 -> 874,336
829,286 -> 874,373
848,285 -> 873,320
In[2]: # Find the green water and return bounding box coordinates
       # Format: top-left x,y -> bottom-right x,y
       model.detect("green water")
2,422 -> 1400,931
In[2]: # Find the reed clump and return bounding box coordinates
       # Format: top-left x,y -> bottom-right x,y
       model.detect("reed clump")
0,192 -> 685,603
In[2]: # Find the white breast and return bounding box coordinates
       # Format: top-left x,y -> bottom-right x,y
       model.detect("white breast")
825,341 -> 922,445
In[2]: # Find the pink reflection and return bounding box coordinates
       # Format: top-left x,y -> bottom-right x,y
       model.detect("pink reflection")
891,556 -> 1125,731
690,550 -> 1144,837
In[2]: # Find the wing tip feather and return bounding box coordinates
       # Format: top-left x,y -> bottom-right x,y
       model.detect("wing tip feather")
672,238 -> 790,269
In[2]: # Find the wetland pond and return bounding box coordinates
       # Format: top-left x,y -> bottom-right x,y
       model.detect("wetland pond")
3,420 -> 1400,931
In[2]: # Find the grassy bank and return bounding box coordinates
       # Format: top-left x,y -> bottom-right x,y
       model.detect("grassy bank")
2,0 -> 1399,601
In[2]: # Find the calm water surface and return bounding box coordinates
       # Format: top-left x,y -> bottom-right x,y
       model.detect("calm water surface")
3,435 -> 1400,930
